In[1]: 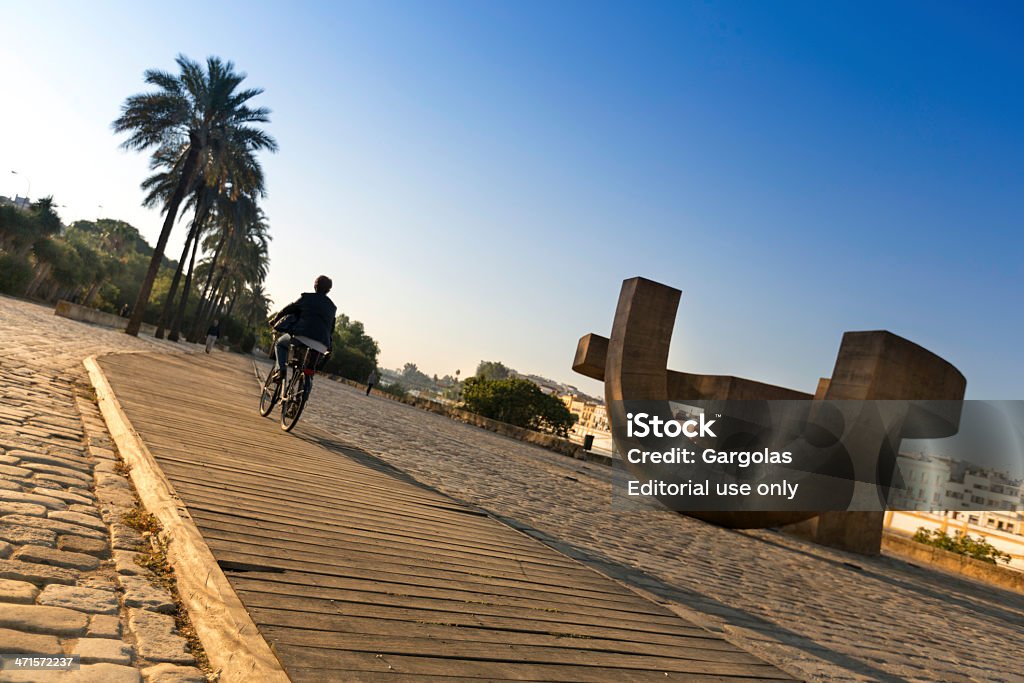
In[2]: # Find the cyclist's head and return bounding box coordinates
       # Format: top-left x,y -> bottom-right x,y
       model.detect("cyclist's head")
314,275 -> 333,294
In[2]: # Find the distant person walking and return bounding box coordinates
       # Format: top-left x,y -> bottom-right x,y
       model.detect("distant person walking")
366,369 -> 378,396
205,320 -> 221,353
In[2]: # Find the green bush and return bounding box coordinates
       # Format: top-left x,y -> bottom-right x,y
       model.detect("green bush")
379,382 -> 408,399
0,254 -> 33,294
460,376 -> 577,437
912,527 -> 1011,565
235,331 -> 256,354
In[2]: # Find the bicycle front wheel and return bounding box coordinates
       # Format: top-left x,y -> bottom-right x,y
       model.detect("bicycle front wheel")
281,374 -> 310,432
259,368 -> 281,417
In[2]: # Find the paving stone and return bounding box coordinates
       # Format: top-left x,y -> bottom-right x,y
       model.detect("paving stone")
13,452 -> 91,473
100,502 -> 134,525
58,535 -> 110,559
0,501 -> 48,517
22,462 -> 93,484
94,460 -> 120,474
113,551 -> 145,576
0,577 -> 38,604
69,504 -> 99,515
119,575 -> 174,613
0,453 -> 20,465
38,585 -> 119,614
98,488 -> 136,510
2,515 -> 105,540
0,540 -> 11,558
49,511 -> 106,532
96,472 -> 132,491
88,446 -> 117,461
31,487 -> 92,506
79,575 -> 118,593
0,490 -> 68,510
86,614 -> 121,638
36,472 -> 86,487
72,637 -> 134,665
0,627 -> 62,655
65,663 -> 142,683
0,463 -> 33,478
14,545 -> 101,571
0,479 -> 24,491
127,609 -> 194,665
0,558 -> 78,586
141,663 -> 206,683
0,523 -> 57,547
110,524 -> 144,551
0,603 -> 89,635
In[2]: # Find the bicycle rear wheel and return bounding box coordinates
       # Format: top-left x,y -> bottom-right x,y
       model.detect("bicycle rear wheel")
259,368 -> 281,416
281,373 -> 310,432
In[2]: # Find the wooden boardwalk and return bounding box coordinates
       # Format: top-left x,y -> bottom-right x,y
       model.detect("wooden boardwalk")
97,352 -> 795,682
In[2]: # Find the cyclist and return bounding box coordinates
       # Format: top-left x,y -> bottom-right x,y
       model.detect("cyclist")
268,275 -> 337,380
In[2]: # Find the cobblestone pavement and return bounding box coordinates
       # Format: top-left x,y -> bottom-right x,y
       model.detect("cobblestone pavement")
297,371 -> 1024,683
0,296 -> 205,682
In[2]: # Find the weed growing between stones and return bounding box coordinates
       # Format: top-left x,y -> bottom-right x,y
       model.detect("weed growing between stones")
122,504 -> 217,680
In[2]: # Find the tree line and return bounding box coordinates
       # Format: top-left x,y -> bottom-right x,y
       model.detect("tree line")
1,54 -> 382,379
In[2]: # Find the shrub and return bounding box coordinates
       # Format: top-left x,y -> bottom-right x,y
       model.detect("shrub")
912,527 -> 1012,565
379,382 -> 408,399
0,254 -> 33,294
460,376 -> 577,437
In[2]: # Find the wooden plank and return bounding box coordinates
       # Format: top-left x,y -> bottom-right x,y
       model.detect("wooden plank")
175,488 -> 595,574
187,510 -> 649,599
286,670 -> 783,683
229,574 -> 701,634
183,501 -> 587,576
273,645 -> 794,682
257,615 -> 742,656
237,589 -> 718,641
259,627 -> 776,672
208,545 -> 672,618
223,569 -> 700,634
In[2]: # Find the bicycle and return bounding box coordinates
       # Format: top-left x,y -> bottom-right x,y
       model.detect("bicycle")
259,340 -> 324,431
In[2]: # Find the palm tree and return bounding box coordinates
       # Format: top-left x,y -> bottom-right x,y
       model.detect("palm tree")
196,207 -> 271,338
148,124 -> 270,339
190,198 -> 265,340
112,54 -> 276,336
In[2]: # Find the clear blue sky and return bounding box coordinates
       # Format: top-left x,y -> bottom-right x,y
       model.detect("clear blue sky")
2,1 -> 1021,398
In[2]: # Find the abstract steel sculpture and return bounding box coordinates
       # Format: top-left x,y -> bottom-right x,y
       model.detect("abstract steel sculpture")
573,277 -> 966,555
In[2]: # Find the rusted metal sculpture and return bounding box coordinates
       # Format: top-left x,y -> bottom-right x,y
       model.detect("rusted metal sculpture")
573,277 -> 966,554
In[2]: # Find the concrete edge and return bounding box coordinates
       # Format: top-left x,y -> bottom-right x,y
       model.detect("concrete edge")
84,354 -> 291,683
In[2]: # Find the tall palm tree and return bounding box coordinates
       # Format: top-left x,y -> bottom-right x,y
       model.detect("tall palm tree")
148,125 -> 270,338
197,208 -> 271,337
190,199 -> 265,339
112,54 -> 276,336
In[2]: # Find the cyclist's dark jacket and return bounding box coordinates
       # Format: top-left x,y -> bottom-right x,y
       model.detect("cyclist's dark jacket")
278,292 -> 337,349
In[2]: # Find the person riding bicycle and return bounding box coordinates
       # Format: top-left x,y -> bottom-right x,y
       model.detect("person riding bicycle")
268,275 -> 337,381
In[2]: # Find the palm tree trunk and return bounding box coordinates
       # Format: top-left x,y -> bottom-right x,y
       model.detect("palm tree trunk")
189,230 -> 229,339
154,222 -> 196,338
125,145 -> 199,337
194,264 -> 229,341
83,281 -> 102,306
168,228 -> 201,342
223,283 -> 240,322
